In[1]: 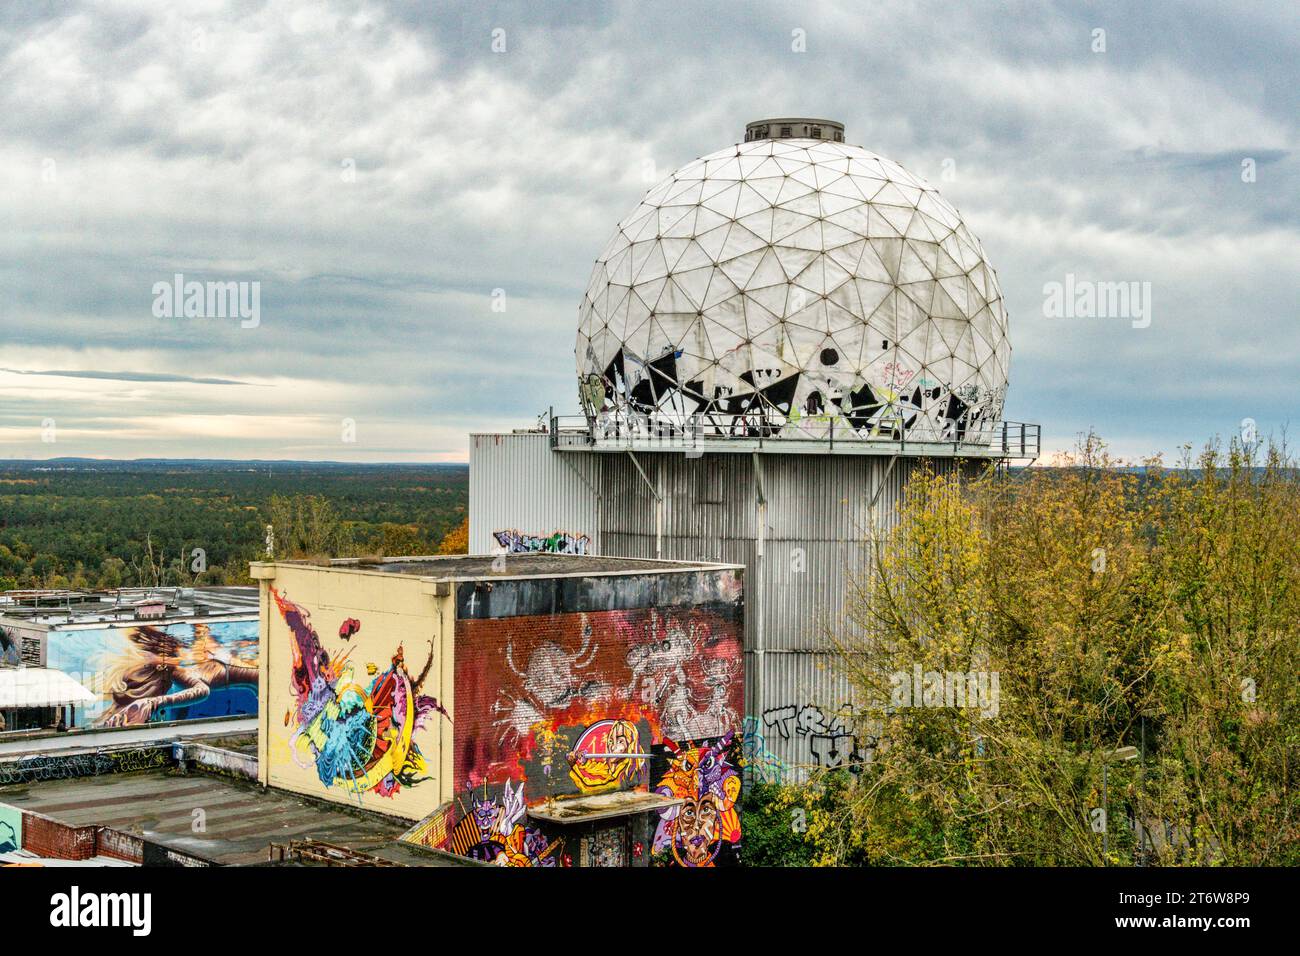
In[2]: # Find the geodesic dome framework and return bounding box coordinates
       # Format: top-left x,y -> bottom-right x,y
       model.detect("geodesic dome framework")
576,128 -> 1011,444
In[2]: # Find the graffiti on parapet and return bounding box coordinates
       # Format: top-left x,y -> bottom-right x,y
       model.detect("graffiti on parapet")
761,703 -> 873,772
493,529 -> 591,555
741,716 -> 786,783
0,747 -> 169,786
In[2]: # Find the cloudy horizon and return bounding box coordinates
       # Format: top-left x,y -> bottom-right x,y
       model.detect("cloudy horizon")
1,1 -> 1295,464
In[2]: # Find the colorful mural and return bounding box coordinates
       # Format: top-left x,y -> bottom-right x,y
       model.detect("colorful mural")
453,600 -> 744,865
43,619 -> 259,728
0,805 -> 21,855
0,627 -> 20,667
650,733 -> 742,867
271,587 -> 451,801
447,779 -> 563,866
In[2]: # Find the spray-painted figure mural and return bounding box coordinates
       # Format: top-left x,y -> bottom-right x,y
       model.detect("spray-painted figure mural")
624,615 -> 740,741
454,600 -> 744,866
651,733 -> 742,867
97,624 -> 259,728
448,779 -> 562,866
272,588 -> 450,800
493,622 -> 608,749
567,718 -> 644,793
43,620 -> 259,728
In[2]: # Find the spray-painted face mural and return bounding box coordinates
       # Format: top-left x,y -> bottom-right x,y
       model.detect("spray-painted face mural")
43,620 -> 259,728
568,718 -> 644,793
651,733 -> 742,867
272,588 -> 450,800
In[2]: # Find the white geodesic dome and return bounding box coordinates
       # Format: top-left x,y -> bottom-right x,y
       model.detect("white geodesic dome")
575,126 -> 1011,443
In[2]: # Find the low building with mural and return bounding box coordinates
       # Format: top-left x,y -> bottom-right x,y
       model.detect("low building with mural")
251,553 -> 744,867
0,587 -> 258,731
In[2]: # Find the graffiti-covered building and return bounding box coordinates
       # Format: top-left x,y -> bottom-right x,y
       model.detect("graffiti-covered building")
0,587 -> 258,731
470,118 -> 1039,780
251,553 -> 744,867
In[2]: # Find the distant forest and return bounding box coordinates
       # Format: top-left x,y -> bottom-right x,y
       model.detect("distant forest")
0,460 -> 468,590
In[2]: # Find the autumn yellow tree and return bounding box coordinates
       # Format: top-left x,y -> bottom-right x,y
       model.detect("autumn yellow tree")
815,435 -> 1299,866
437,516 -> 469,555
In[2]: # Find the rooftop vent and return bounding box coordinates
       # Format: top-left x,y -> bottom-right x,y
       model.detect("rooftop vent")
744,118 -> 845,143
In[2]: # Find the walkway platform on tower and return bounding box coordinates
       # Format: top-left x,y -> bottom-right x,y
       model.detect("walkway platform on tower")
549,412 -> 1040,461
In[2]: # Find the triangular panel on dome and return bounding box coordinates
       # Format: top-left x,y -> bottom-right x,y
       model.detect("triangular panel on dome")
669,238 -> 715,274
672,265 -> 715,311
744,174 -> 787,205
745,247 -> 789,288
772,244 -> 820,283
874,203 -> 916,238
700,183 -> 743,221
737,207 -> 776,244
777,191 -> 823,219
735,181 -> 777,218
784,221 -> 828,252
819,220 -> 862,250
716,247 -> 766,288
662,206 -> 700,239
771,209 -> 818,244
718,223 -> 767,260
658,275 -> 705,314
744,283 -> 789,321
701,270 -> 743,312
661,181 -> 703,210
773,176 -> 815,207
826,203 -> 871,236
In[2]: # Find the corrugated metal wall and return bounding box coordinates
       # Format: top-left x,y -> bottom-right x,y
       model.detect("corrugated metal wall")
468,433 -> 602,556
469,439 -> 981,777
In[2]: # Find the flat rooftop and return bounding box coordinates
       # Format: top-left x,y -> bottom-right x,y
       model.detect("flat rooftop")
0,586 -> 258,627
258,553 -> 739,580
0,770 -> 454,866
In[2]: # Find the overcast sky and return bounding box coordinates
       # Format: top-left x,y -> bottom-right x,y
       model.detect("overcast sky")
1,0 -> 1295,463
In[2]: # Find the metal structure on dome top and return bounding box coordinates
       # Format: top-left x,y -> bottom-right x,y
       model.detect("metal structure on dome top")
572,119 -> 1035,458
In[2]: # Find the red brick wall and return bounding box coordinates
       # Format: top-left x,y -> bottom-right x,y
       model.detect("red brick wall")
19,811 -> 98,860
454,604 -> 743,797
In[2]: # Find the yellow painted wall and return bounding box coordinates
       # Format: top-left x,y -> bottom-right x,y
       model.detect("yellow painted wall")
254,563 -> 454,821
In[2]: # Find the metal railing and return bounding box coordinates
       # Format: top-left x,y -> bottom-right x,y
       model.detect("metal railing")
550,409 -> 1040,460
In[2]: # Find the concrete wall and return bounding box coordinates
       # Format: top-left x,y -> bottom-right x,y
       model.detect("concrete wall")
447,568 -> 745,866
254,563 -> 455,822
